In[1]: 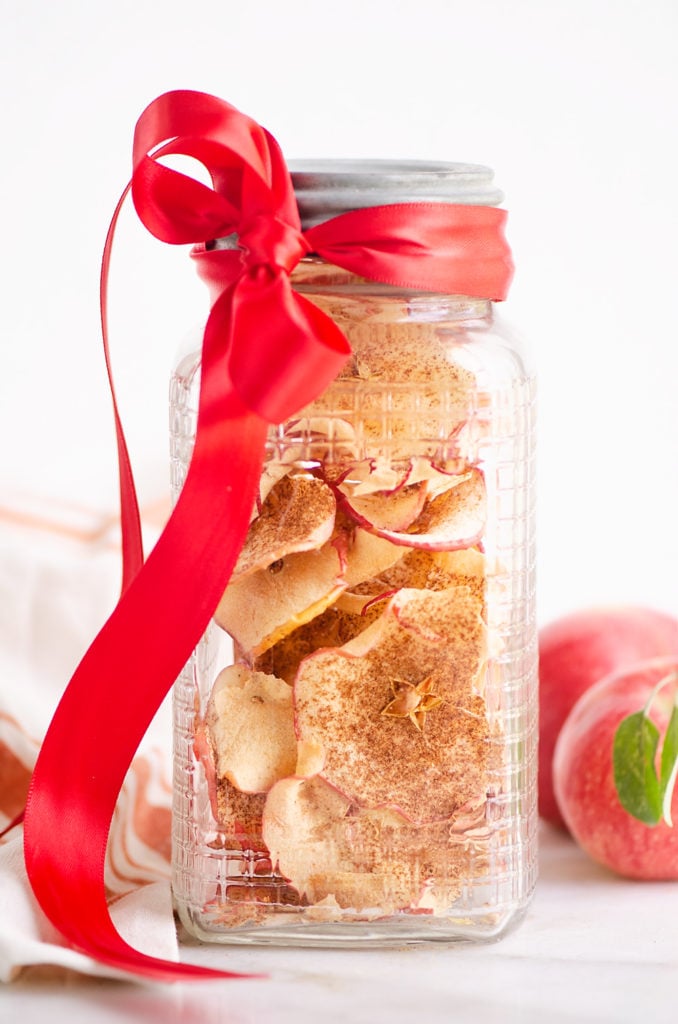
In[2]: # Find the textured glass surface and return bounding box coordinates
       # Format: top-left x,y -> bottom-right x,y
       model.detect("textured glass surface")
170,284 -> 537,946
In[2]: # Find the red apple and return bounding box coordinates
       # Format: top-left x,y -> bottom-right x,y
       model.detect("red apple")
539,606 -> 678,827
553,657 -> 678,879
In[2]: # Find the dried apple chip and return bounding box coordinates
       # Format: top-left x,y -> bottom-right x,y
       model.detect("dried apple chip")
294,587 -> 488,823
346,468 -> 486,551
206,665 -> 297,794
234,474 -> 336,579
339,483 -> 427,534
341,526 -> 404,588
262,777 -> 412,911
302,319 -> 477,461
262,775 -> 482,913
215,541 -> 346,654
251,524 -> 405,680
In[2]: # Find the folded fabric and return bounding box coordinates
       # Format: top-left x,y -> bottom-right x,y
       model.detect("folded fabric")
0,833 -> 178,982
0,492 -> 178,981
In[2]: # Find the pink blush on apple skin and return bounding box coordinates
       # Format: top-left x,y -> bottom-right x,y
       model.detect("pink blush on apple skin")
553,657 -> 678,880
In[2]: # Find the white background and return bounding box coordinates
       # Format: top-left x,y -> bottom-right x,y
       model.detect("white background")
1,0 -> 677,625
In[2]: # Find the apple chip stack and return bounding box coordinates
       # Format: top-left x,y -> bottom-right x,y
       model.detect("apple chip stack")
202,434 -> 492,918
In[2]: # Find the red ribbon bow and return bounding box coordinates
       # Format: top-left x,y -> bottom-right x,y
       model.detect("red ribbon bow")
21,90 -> 513,982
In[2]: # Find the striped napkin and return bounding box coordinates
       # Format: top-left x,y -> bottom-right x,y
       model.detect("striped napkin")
0,492 -> 179,980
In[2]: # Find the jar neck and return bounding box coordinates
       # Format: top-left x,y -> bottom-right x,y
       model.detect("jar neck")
203,246 -> 494,319
291,258 -> 493,321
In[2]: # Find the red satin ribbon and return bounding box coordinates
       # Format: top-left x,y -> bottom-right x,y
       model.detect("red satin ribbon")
21,90 -> 513,981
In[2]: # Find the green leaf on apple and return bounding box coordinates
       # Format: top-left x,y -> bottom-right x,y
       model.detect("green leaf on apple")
613,671 -> 678,828
613,712 -> 663,826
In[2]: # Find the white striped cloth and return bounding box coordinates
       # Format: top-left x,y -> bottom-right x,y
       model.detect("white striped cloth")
0,492 -> 179,980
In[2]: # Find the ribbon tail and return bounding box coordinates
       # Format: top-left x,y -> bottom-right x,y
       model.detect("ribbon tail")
100,181 -> 145,592
23,381 -> 268,981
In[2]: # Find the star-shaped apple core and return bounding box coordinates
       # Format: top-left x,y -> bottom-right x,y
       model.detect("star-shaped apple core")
381,675 -> 443,733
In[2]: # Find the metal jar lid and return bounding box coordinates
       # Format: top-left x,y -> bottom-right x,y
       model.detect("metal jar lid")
289,159 -> 503,229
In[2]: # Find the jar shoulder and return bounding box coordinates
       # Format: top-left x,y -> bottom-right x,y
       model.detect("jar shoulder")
170,301 -> 533,393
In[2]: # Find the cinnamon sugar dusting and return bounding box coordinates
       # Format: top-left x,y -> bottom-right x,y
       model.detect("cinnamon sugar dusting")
294,587 -> 488,823
255,601 -> 380,683
203,329 -> 497,923
214,777 -> 266,839
263,775 -> 486,912
303,316 -> 475,460
234,474 -> 335,578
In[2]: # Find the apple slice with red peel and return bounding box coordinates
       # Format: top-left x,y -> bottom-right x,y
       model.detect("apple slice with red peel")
391,586 -> 486,646
340,483 -> 428,534
262,774 -> 485,913
206,665 -> 297,794
338,469 -> 486,551
384,469 -> 486,550
294,586 -> 488,823
218,512 -> 402,657
262,775 -> 383,911
256,525 -> 403,651
215,541 -> 346,654
261,775 -> 419,912
234,474 -> 336,579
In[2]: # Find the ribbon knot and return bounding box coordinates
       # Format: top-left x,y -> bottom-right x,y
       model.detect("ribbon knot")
238,213 -> 310,274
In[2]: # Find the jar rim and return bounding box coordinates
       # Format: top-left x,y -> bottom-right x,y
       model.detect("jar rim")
289,159 -> 504,228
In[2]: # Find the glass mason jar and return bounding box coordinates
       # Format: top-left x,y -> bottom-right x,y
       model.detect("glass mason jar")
170,162 -> 537,946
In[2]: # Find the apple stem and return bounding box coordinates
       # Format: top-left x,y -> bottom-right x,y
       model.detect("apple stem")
662,749 -> 678,828
645,671 -> 678,827
642,670 -> 678,718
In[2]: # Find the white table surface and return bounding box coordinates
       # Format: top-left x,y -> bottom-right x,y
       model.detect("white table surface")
2,823 -> 677,1024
